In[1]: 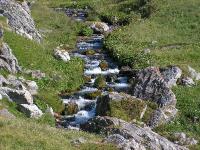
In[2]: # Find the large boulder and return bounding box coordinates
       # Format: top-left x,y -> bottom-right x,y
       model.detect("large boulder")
18,104 -> 43,118
90,22 -> 109,34
132,67 -> 177,106
96,92 -> 157,123
81,116 -> 188,150
0,0 -> 41,42
131,66 -> 180,127
0,43 -> 21,73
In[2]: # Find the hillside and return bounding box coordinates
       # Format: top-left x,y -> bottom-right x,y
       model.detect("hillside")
0,0 -> 200,150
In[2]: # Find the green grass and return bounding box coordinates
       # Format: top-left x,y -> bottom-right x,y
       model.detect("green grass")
0,118 -> 117,150
2,1 -> 88,112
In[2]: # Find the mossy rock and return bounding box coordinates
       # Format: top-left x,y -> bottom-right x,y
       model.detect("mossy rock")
94,75 -> 106,89
99,60 -> 108,71
63,103 -> 79,115
84,76 -> 91,83
82,50 -> 96,56
84,90 -> 102,99
96,92 -> 158,123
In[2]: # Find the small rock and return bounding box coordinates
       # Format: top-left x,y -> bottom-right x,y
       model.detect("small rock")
54,46 -> 70,62
25,80 -> 38,95
119,66 -> 133,76
71,137 -> 86,145
0,27 -> 3,38
45,106 -> 54,116
90,22 -> 109,34
0,108 -> 15,119
188,66 -> 200,80
174,132 -> 198,146
180,77 -> 195,87
28,70 -> 46,79
18,104 -> 43,118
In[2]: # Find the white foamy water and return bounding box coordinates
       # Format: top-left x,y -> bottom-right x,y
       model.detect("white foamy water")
84,67 -> 119,75
77,87 -> 98,95
107,83 -> 131,89
63,96 -> 96,110
72,107 -> 96,125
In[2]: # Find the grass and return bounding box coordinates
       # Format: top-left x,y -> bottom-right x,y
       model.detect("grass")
1,1 -> 88,112
0,118 -> 117,150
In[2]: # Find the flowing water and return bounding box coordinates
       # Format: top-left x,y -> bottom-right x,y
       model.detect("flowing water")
59,9 -> 131,129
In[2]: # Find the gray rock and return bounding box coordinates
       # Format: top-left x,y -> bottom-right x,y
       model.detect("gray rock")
24,69 -> 46,79
45,106 -> 54,116
25,80 -> 38,95
0,75 -> 9,86
81,116 -> 188,150
188,66 -> 200,80
18,104 -> 43,118
160,66 -> 182,88
173,132 -> 198,146
180,77 -> 195,87
131,67 -> 178,127
105,134 -> 146,150
0,0 -> 41,42
0,43 -> 21,73
0,108 -> 15,119
0,27 -> 3,38
132,67 -> 177,106
0,87 -> 33,104
54,46 -> 70,62
71,137 -> 86,145
90,22 -> 109,33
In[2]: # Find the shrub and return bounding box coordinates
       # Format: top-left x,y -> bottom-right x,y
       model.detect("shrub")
79,26 -> 93,36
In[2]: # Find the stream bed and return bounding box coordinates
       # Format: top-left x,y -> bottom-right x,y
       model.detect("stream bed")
59,9 -> 132,129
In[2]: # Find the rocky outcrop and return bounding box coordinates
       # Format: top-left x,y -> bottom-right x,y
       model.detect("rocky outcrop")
18,104 -> 43,118
81,116 -> 188,150
54,46 -> 70,62
0,0 -> 41,42
0,43 -> 21,73
0,74 -> 42,118
90,22 -> 109,34
131,66 -> 181,127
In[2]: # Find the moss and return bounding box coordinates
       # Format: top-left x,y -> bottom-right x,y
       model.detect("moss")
99,60 -> 108,71
63,103 -> 79,115
109,98 -> 157,123
94,75 -> 106,89
79,25 -> 93,36
84,90 -> 102,99
82,49 -> 96,55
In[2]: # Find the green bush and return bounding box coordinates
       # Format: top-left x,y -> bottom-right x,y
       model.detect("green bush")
79,26 -> 93,36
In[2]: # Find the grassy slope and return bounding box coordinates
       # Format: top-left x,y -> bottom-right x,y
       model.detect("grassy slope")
0,118 -> 117,150
2,1 -> 87,112
102,0 -> 200,149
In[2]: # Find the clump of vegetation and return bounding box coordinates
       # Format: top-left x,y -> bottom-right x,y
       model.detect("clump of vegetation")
82,49 -> 96,55
94,75 -> 106,89
109,98 -> 157,123
99,60 -> 108,71
84,90 -> 102,99
62,103 -> 79,115
79,25 -> 93,36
